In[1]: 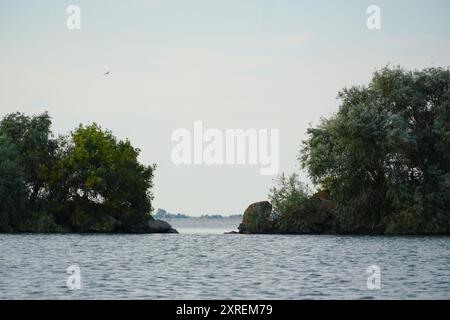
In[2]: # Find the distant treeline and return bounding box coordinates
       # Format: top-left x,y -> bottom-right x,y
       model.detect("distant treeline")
154,208 -> 242,220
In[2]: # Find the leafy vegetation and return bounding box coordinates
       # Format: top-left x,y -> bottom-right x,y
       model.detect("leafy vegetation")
266,66 -> 450,234
268,174 -> 324,233
0,112 -> 156,233
3,66 -> 450,235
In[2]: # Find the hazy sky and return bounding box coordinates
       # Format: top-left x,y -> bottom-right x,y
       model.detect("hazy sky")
1,0 -> 449,215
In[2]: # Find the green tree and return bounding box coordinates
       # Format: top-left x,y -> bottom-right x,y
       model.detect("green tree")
0,112 -> 57,207
0,135 -> 27,231
53,124 -> 156,232
301,66 -> 450,234
0,112 -> 60,231
0,112 -> 157,233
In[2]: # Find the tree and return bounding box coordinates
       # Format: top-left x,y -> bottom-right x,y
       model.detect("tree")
0,135 -> 27,231
301,66 -> 450,234
53,124 -> 156,232
0,112 -> 156,233
0,112 -> 60,231
0,112 -> 57,207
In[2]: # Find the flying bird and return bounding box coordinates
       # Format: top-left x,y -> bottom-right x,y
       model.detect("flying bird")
103,71 -> 111,76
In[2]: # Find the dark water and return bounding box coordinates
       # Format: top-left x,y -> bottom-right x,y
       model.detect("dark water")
0,218 -> 449,299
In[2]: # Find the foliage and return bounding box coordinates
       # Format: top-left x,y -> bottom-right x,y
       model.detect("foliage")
53,124 -> 156,231
300,66 -> 450,234
268,173 -> 323,233
0,112 -> 156,233
0,135 -> 27,231
0,112 -> 57,207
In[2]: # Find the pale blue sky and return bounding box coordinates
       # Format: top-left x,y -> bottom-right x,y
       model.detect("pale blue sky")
1,0 -> 449,215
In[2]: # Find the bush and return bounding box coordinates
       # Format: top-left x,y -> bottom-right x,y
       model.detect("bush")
268,173 -> 323,233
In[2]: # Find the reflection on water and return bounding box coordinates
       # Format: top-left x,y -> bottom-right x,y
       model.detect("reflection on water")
0,219 -> 449,299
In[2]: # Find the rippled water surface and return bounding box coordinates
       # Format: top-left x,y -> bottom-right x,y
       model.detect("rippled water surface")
0,219 -> 449,299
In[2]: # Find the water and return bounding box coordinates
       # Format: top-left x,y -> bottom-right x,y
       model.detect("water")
0,218 -> 449,299
167,218 -> 241,234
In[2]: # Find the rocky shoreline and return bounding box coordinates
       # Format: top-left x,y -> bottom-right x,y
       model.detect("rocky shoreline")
0,217 -> 178,234
235,192 -> 337,235
233,193 -> 449,235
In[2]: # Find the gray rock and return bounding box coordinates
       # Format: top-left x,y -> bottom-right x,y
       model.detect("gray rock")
147,219 -> 178,233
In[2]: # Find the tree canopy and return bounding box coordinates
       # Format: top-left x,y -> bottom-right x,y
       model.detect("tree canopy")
300,66 -> 450,234
0,112 -> 156,232
260,67 -> 450,235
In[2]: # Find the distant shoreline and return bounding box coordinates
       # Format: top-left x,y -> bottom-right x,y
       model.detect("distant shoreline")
154,208 -> 242,220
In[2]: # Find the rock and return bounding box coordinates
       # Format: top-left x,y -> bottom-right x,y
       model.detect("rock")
224,230 -> 239,234
238,201 -> 274,234
311,191 -> 337,233
238,192 -> 338,235
147,219 -> 178,233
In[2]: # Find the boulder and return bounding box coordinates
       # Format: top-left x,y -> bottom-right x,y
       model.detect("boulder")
238,201 -> 274,234
147,219 -> 178,233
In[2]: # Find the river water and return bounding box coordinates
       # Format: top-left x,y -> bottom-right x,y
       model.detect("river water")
0,218 -> 449,299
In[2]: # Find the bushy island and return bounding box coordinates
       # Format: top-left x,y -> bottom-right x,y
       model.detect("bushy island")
239,66 -> 450,235
0,113 -> 176,233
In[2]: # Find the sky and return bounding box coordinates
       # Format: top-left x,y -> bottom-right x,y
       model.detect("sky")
0,0 -> 449,216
